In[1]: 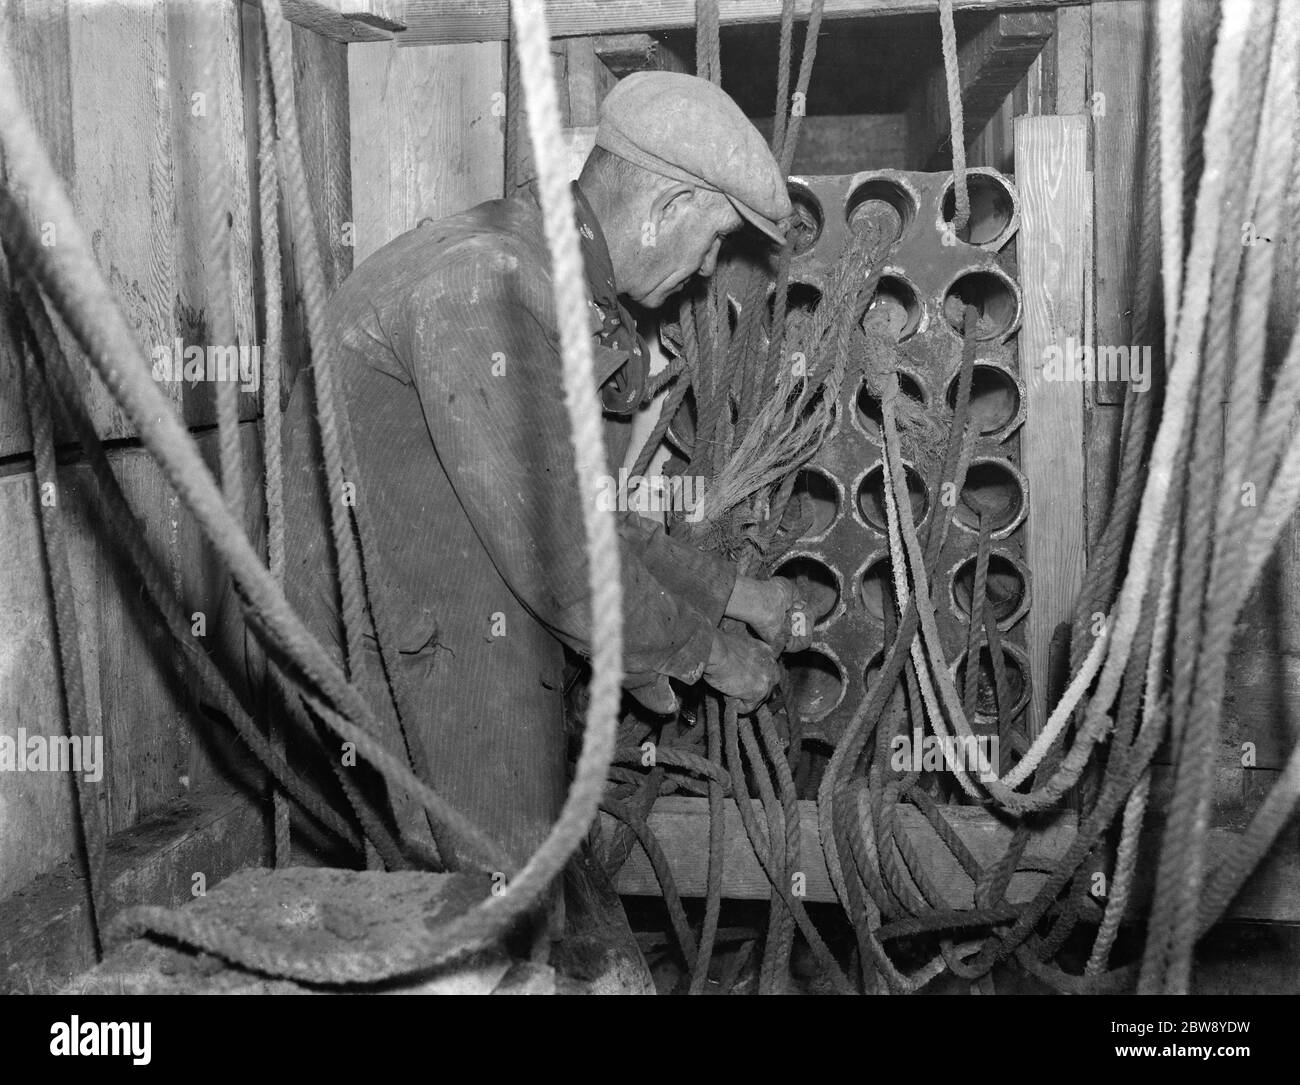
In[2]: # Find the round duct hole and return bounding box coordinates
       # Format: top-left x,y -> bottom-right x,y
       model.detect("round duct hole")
856,370 -> 927,442
785,649 -> 846,722
954,458 -> 1027,536
857,461 -> 929,534
858,553 -> 897,623
953,644 -> 1029,722
942,269 -> 1020,341
769,280 -> 824,327
951,551 -> 1028,628
940,172 -> 1017,248
864,275 -> 923,342
846,176 -> 918,253
946,363 -> 1021,437
773,556 -> 841,628
785,467 -> 840,540
787,181 -> 824,256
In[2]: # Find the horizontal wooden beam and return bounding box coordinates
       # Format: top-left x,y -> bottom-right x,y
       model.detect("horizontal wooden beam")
0,790 -> 265,994
604,796 -> 1079,908
392,1 -> 1090,46
239,0 -> 398,43
593,33 -> 691,77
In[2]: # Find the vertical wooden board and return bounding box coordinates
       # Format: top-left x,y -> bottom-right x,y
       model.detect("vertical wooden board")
291,23 -> 354,296
348,41 -> 505,264
1089,0 -> 1146,406
61,0 -> 173,439
1015,115 -> 1088,738
167,0 -> 259,427
0,472 -> 80,901
274,21 -> 356,396
1053,2 -> 1090,117
0,0 -> 75,456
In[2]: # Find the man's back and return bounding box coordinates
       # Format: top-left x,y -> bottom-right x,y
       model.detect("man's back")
278,197 -> 569,863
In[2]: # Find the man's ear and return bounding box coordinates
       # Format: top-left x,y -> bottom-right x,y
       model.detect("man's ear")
648,183 -> 697,231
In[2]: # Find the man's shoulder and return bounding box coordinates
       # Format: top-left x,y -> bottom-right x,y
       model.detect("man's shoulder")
369,194 -> 551,294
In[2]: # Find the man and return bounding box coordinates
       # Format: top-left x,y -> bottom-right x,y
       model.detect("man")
280,72 -> 803,867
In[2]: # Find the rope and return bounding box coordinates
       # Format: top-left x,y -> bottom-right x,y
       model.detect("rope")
772,0 -> 796,156
256,22 -> 291,870
1140,0 -> 1269,993
599,798 -> 697,970
200,10 -> 245,527
12,305 -> 109,956
11,275 -> 361,850
938,0 -> 969,236
688,696 -> 727,993
261,0 -> 390,873
777,1 -> 825,177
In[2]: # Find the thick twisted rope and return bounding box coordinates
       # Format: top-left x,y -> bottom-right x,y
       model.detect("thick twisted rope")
938,0 -> 969,236
12,305 -> 108,955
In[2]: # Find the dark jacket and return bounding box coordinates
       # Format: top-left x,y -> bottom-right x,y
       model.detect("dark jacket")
279,185 -> 734,859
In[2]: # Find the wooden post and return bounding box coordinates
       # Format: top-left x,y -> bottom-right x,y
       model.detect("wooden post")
1014,115 -> 1088,738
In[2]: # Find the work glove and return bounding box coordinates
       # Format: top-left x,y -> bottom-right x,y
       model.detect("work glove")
745,577 -> 814,655
703,629 -> 781,714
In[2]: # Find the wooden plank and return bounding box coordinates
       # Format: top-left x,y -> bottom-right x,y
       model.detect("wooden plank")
1,0 -> 262,457
0,0 -> 75,455
1220,650 -> 1300,771
0,790 -> 266,994
1089,0 -> 1147,406
239,0 -> 394,43
907,11 -> 1054,171
1053,2 -> 1090,117
565,38 -> 617,129
0,426 -> 267,900
347,41 -> 505,263
1014,115 -> 1088,739
393,0 -> 1089,46
606,797 -> 1077,908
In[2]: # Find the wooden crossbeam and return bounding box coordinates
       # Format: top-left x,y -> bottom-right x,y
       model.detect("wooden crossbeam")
390,1 -> 1089,46
906,11 -> 1054,170
593,33 -> 691,77
603,796 -> 1080,909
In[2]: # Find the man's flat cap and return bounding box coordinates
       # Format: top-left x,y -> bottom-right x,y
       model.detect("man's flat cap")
596,72 -> 792,244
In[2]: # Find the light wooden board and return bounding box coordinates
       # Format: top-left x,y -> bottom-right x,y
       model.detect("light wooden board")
607,796 -> 1078,909
347,40 -> 505,263
1014,115 -> 1088,738
393,0 -> 1089,46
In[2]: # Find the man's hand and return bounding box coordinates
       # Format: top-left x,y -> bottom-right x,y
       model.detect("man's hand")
725,575 -> 814,654
703,629 -> 780,713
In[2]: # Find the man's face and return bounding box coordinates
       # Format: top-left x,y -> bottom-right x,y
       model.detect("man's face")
625,187 -> 744,309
